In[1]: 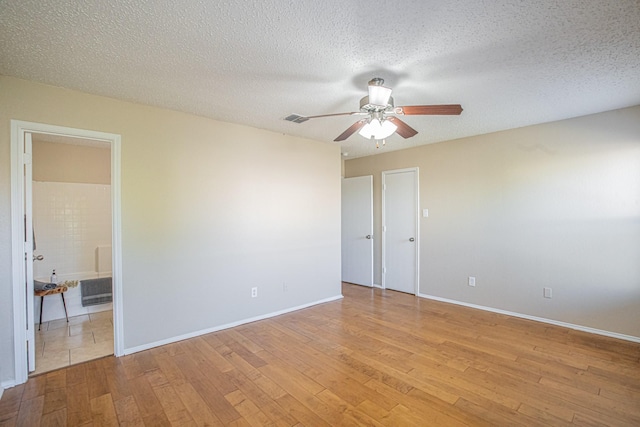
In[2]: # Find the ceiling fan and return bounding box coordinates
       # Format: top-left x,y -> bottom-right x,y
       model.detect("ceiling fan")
285,77 -> 463,147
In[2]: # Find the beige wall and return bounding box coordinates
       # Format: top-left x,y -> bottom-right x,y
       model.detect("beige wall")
33,140 -> 111,184
0,76 -> 342,384
345,106 -> 640,339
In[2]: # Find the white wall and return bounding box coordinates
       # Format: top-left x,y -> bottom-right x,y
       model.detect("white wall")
345,106 -> 640,339
0,76 -> 342,386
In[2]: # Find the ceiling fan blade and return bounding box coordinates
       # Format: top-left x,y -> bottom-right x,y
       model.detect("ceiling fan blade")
306,112 -> 364,119
387,117 -> 418,139
284,112 -> 364,124
334,119 -> 367,141
395,104 -> 463,115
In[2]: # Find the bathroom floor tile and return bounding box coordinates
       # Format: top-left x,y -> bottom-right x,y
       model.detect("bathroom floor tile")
46,318 -> 71,331
69,322 -> 94,336
93,328 -> 114,343
34,349 -> 70,376
89,311 -> 113,322
43,332 -> 95,352
37,326 -> 70,340
90,318 -> 113,330
31,309 -> 113,376
70,340 -> 113,365
34,337 -> 45,357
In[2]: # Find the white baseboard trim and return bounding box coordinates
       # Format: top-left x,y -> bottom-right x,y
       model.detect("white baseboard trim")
124,294 -> 344,355
418,293 -> 640,344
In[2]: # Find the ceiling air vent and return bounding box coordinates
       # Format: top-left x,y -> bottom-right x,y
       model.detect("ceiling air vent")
284,114 -> 309,124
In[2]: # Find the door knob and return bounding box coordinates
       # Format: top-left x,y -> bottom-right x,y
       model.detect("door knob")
366,235 -> 373,239
33,254 -> 44,261
409,237 -> 415,242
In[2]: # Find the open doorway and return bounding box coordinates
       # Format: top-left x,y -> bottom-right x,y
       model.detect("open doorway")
10,120 -> 123,385
31,134 -> 114,375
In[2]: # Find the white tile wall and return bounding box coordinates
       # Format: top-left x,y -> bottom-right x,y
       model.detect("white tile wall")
32,181 -> 112,322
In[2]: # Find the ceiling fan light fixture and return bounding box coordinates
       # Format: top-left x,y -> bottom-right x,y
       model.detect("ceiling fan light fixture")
358,118 -> 397,140
367,84 -> 393,108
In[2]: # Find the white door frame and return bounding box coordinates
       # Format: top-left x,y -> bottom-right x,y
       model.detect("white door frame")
10,120 -> 124,385
381,167 -> 420,294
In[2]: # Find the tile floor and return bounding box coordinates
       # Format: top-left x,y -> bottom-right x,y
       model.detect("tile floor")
32,310 -> 114,376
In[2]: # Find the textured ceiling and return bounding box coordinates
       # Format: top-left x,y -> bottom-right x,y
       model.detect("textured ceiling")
1,1 -> 639,158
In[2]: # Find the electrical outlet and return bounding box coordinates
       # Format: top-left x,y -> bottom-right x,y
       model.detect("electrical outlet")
544,287 -> 552,298
251,287 -> 258,298
468,276 -> 476,287
283,283 -> 288,292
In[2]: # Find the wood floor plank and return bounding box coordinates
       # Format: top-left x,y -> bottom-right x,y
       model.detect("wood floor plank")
85,359 -> 109,400
102,358 -> 134,402
224,328 -> 264,354
453,397 -> 535,427
40,408 -> 66,427
172,382 -> 225,427
128,373 -> 172,426
44,370 -> 66,394
0,414 -> 17,427
192,337 -> 236,373
539,376 -> 640,425
90,393 -> 119,426
189,377 -> 243,425
517,403 -> 574,427
365,378 -> 486,427
0,384 -> 24,417
226,370 -> 297,426
42,387 -> 66,416
274,394 -> 332,427
2,283 -> 639,426
180,342 -> 238,396
153,383 -> 197,426
21,374 -> 46,401
15,395 -> 44,427
113,395 -> 145,426
315,388 -> 386,426
348,346 -> 460,404
65,363 -> 86,389
65,381 -> 92,426
224,390 -> 263,419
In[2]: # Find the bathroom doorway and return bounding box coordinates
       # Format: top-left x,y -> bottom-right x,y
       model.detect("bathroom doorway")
10,120 -> 123,384
31,134 -> 114,375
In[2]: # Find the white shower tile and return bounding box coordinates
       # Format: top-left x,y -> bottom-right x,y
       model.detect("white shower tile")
32,181 -> 112,321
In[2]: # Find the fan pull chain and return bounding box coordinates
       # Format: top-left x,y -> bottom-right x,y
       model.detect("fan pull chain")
374,139 -> 386,149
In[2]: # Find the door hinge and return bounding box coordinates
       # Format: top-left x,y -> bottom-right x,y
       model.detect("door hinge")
23,153 -> 32,165
383,267 -> 386,274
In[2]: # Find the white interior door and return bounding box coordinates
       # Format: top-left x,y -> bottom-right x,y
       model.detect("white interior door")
382,168 -> 419,294
24,132 -> 36,371
342,176 -> 374,286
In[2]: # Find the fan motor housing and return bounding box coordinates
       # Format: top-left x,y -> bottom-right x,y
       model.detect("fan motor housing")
359,96 -> 394,113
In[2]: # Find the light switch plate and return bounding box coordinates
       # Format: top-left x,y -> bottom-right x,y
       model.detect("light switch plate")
423,209 -> 429,218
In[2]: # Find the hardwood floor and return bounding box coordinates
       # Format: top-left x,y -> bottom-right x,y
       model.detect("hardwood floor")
1,283 -> 639,426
